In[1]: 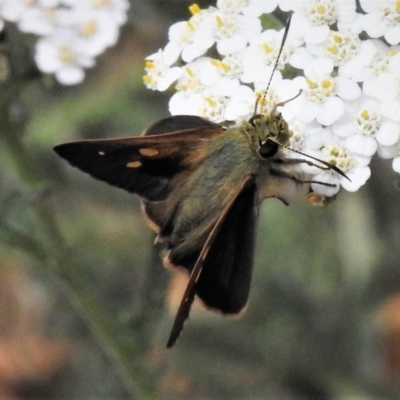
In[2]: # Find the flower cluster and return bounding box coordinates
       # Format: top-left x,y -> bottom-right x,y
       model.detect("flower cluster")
0,0 -> 129,85
143,0 -> 400,198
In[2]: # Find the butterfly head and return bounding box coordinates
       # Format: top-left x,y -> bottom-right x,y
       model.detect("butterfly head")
248,110 -> 291,159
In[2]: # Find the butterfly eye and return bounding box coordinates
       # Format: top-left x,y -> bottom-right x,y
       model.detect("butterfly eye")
259,139 -> 279,159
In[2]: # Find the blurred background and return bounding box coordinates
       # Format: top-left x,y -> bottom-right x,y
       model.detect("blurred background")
0,0 -> 400,399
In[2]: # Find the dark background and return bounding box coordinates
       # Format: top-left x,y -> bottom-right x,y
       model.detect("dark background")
0,1 -> 399,398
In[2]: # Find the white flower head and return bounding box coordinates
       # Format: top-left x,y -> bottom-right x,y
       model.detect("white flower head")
241,26 -> 299,83
305,30 -> 377,78
143,0 -> 400,197
393,155 -> 400,173
292,57 -> 361,125
305,129 -> 371,195
167,5 -> 216,63
1,0 -> 129,85
34,29 -> 95,85
143,50 -> 182,91
332,95 -> 400,157
280,0 -> 357,45
2,0 -> 60,23
58,7 -> 121,57
211,9 -> 262,55
360,0 -> 400,45
15,4 -> 63,36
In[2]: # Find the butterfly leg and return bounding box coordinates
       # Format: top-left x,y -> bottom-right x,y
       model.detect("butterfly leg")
269,168 -> 337,188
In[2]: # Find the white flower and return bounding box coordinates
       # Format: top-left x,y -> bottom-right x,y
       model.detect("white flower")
242,0 -> 279,17
175,57 -> 219,93
166,5 -> 216,63
292,57 -> 361,125
223,77 -> 298,122
280,0 -> 357,44
170,89 -> 230,121
34,29 -> 95,85
59,8 -> 120,57
332,96 -> 400,157
287,120 -> 326,151
198,93 -> 229,121
393,155 -> 400,173
143,0 -> 400,196
377,143 -> 398,159
241,26 -> 297,83
216,0 -> 248,14
143,50 -> 182,91
303,30 -> 377,78
360,0 -> 400,45
224,84 -> 256,121
375,53 -> 400,122
1,0 -> 129,85
306,129 -> 371,195
169,91 -> 204,116
2,0 -> 60,23
358,41 -> 400,105
61,0 -> 129,25
17,6 -> 63,36
210,53 -> 245,80
211,9 -> 262,55
169,57 -> 240,121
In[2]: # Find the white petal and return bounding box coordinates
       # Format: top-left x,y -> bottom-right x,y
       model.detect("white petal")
361,14 -> 387,38
217,35 -> 247,55
336,77 -> 361,100
317,97 -> 344,125
346,134 -> 377,156
377,144 -> 398,159
182,43 -> 208,63
311,174 -> 340,196
385,25 -> 400,46
305,57 -> 334,77
297,101 -> 319,123
210,77 -> 239,96
157,68 -> 182,91
56,67 -> 85,85
375,73 -> 398,102
333,116 -> 355,137
381,100 -> 400,122
393,157 -> 400,173
304,25 -> 330,45
359,0 -> 379,13
336,0 -> 357,23
163,42 -> 182,65
224,85 -> 254,121
289,47 -> 314,70
169,92 -> 203,115
341,166 -> 371,192
376,120 -> 400,146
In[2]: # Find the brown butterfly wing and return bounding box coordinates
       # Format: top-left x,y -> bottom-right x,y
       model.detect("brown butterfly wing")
166,176 -> 258,347
136,116 -> 224,235
54,116 -> 224,202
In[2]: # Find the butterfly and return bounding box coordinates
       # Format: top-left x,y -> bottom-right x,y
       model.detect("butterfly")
53,16 -> 347,347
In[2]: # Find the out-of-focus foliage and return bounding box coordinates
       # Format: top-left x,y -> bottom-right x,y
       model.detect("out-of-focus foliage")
0,1 -> 400,399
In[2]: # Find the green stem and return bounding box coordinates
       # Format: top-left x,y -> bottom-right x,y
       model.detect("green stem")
0,83 -> 158,399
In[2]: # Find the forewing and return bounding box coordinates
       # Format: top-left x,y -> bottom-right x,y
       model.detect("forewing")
54,116 -> 224,202
166,176 -> 258,347
143,115 -> 222,136
140,116 -> 224,233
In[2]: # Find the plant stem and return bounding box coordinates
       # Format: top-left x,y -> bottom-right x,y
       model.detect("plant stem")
0,83 -> 159,399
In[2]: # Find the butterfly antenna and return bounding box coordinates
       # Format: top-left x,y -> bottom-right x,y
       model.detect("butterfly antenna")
285,146 -> 351,181
254,14 -> 292,116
